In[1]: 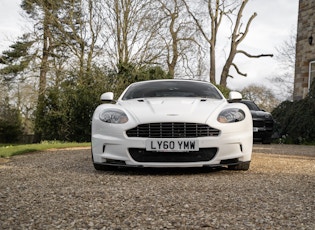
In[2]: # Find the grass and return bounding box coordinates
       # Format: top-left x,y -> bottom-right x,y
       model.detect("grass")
0,141 -> 90,158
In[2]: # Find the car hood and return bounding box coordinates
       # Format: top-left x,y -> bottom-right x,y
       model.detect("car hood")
118,98 -> 225,123
250,110 -> 273,119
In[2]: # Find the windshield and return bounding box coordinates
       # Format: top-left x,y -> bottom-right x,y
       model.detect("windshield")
122,81 -> 223,100
240,101 -> 261,111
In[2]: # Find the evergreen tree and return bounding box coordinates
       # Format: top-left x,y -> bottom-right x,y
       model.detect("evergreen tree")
21,0 -> 64,142
0,34 -> 34,80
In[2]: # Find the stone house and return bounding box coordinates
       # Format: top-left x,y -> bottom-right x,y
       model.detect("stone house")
294,0 -> 315,100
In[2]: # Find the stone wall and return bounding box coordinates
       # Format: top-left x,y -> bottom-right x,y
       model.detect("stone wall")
294,0 -> 315,100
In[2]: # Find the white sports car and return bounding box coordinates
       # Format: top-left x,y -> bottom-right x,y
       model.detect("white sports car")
91,79 -> 253,170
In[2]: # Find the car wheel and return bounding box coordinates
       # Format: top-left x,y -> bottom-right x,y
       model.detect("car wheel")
228,162 -> 250,171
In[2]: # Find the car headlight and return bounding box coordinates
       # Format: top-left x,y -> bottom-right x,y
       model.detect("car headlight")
99,109 -> 128,124
217,108 -> 245,123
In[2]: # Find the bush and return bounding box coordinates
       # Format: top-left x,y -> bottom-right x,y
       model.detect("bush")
109,63 -> 172,98
0,106 -> 23,143
215,84 -> 230,98
272,81 -> 315,144
39,64 -> 171,142
40,69 -> 106,142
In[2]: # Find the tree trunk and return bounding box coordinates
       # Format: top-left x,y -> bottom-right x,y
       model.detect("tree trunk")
209,45 -> 216,83
34,10 -> 50,142
168,9 -> 179,78
220,41 -> 236,86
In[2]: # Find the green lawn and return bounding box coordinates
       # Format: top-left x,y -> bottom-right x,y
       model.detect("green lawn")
0,141 -> 90,158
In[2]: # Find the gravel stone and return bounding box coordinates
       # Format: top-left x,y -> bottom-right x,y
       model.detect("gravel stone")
0,144 -> 314,229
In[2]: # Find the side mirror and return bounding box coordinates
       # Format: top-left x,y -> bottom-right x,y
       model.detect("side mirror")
100,92 -> 114,102
228,91 -> 242,101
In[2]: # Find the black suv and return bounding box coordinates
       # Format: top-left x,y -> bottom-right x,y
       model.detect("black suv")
239,100 -> 274,144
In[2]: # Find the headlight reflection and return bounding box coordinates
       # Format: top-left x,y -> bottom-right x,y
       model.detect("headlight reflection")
217,108 -> 245,123
99,109 -> 128,124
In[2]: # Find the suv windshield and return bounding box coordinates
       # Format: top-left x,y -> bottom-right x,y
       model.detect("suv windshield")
240,100 -> 261,111
122,81 -> 223,100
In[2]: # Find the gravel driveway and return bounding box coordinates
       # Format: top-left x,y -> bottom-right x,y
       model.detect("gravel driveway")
1,144 -> 314,229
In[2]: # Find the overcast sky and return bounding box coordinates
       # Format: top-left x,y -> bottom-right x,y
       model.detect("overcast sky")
0,0 -> 299,90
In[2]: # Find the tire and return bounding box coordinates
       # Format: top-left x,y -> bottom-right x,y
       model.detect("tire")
228,162 -> 250,171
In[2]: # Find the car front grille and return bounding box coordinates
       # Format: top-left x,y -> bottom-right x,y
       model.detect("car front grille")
253,119 -> 274,130
128,148 -> 217,162
253,120 -> 264,127
126,123 -> 220,138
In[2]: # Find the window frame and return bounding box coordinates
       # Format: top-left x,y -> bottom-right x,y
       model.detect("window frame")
309,60 -> 315,90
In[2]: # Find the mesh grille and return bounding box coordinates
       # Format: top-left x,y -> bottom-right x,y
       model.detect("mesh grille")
126,123 -> 220,138
253,120 -> 274,129
129,148 -> 217,162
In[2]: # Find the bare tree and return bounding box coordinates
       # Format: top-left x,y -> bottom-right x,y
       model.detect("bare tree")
52,0 -> 105,84
157,0 -> 199,77
220,0 -> 273,86
241,84 -> 280,112
183,0 -> 273,86
183,0 -> 226,83
101,0 -> 162,69
269,29 -> 296,100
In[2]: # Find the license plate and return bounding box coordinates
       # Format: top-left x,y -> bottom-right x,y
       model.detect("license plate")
145,139 -> 199,152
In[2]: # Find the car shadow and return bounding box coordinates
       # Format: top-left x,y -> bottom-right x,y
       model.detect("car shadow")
93,166 -> 227,176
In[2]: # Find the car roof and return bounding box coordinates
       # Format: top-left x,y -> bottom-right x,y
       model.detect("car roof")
120,79 -> 224,100
130,79 -> 210,85
239,100 -> 262,111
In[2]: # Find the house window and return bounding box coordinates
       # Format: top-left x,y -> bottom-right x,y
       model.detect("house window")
309,61 -> 315,90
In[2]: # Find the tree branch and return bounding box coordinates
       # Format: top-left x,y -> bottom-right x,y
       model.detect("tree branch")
236,12 -> 257,44
237,50 -> 273,58
231,63 -> 247,77
182,0 -> 211,43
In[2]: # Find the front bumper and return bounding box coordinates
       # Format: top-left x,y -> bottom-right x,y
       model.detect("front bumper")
92,132 -> 252,168
253,118 -> 274,142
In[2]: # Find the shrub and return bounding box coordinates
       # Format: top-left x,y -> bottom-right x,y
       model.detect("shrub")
272,81 -> 315,144
215,84 -> 230,98
39,64 -> 171,142
0,106 -> 23,143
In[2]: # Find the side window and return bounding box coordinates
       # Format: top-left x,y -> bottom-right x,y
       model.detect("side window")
309,61 -> 315,90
